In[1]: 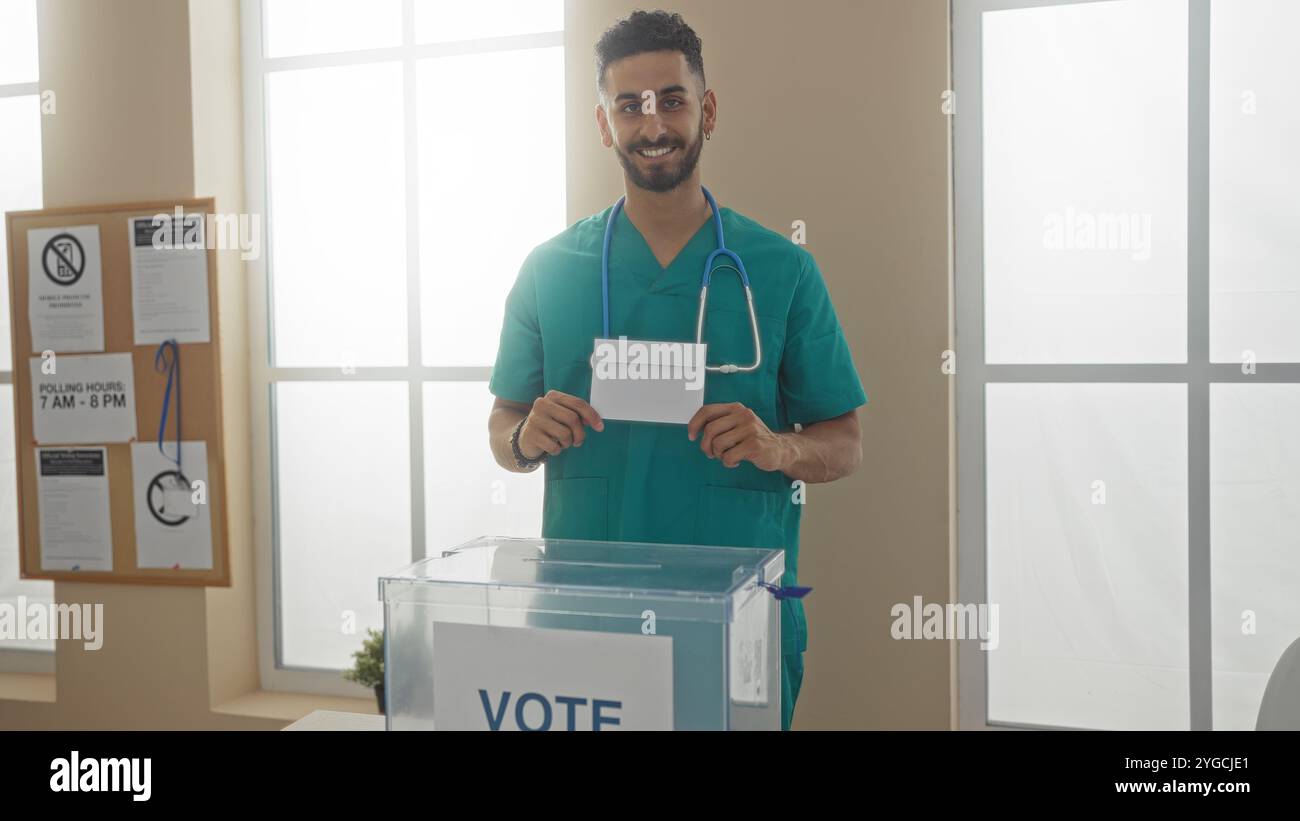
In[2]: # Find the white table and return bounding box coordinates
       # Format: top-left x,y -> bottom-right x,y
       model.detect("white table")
282,710 -> 385,731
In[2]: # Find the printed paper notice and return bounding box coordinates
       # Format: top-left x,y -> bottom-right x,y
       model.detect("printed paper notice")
432,622 -> 673,730
128,214 -> 211,345
30,353 -> 136,444
26,225 -> 105,353
37,448 -> 113,572
728,588 -> 770,706
131,441 -> 213,570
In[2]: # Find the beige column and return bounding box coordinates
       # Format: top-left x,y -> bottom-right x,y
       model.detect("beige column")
565,0 -> 953,729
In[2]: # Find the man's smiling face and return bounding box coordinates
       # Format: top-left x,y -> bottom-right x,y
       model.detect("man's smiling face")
599,50 -> 712,193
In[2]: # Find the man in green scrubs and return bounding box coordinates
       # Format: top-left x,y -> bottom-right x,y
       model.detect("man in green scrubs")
487,11 -> 866,731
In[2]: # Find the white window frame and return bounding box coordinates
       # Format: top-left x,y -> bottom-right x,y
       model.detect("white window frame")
239,0 -> 563,695
0,23 -> 53,676
953,0 -> 1294,730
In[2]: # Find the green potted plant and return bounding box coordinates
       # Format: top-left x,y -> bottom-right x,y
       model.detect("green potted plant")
343,627 -> 386,714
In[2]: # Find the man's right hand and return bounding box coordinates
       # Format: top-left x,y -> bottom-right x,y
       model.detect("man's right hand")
519,390 -> 605,458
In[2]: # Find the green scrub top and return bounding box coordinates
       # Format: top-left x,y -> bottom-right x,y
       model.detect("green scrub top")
489,202 -> 868,730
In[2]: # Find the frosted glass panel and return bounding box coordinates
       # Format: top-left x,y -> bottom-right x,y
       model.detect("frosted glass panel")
986,383 -> 1188,729
264,0 -> 401,58
0,386 -> 53,651
1209,0 -> 1300,363
982,1 -> 1188,364
414,0 -> 562,43
267,64 -> 407,367
423,382 -> 543,554
0,0 -> 38,84
418,48 -> 565,366
276,383 -> 411,669
0,95 -> 43,370
1210,384 -> 1300,729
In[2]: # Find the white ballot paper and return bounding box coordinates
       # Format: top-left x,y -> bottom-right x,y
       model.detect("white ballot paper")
36,447 -> 113,572
128,214 -> 211,345
30,353 -> 137,444
27,224 -> 105,353
588,337 -> 707,425
131,441 -> 213,570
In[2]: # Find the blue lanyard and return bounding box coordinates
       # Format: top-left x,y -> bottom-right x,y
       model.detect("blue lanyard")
155,339 -> 182,475
600,186 -> 751,338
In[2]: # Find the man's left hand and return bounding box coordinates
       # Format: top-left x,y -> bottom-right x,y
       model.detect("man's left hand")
687,402 -> 789,471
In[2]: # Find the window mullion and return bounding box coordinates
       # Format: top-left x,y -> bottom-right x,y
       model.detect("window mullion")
1187,0 -> 1213,732
403,0 -> 425,564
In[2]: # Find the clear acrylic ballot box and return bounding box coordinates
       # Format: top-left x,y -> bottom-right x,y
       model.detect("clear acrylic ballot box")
380,536 -> 784,731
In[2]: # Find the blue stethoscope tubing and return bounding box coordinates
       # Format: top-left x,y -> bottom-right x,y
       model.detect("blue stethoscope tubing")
600,186 -> 762,373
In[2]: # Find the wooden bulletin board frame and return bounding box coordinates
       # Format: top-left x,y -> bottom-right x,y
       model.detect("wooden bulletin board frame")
5,197 -> 230,586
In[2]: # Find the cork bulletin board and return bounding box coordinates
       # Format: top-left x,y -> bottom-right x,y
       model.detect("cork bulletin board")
5,197 -> 230,586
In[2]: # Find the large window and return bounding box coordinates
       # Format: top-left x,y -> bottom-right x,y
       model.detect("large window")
0,0 -> 52,670
242,0 -> 560,694
956,0 -> 1300,730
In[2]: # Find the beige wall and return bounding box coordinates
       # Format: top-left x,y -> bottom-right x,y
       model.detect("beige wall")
1,0 -> 951,730
566,0 -> 953,729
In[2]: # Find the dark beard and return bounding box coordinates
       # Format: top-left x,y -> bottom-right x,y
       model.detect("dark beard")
616,123 -> 705,194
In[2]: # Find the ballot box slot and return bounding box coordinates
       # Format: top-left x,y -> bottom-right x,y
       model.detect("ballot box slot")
523,559 -> 662,570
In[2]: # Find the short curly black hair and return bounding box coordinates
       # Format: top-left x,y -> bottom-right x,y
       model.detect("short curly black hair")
594,10 -> 705,99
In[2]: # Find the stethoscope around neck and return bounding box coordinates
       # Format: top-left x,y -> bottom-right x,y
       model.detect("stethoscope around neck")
600,186 -> 762,374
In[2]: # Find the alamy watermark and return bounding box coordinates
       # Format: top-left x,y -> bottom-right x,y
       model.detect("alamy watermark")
891,595 -> 999,650
0,596 -> 103,650
150,206 -> 262,261
1043,206 -> 1152,261
591,336 -> 706,390
50,751 -> 150,801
